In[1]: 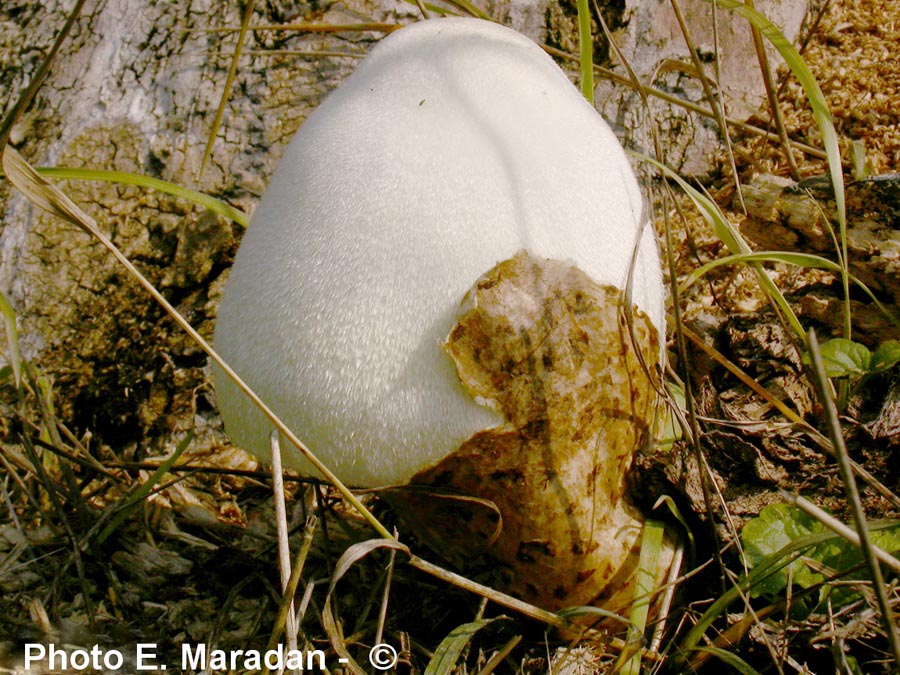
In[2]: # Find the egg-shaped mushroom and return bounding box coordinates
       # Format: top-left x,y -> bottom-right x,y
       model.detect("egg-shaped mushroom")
213,17 -> 671,611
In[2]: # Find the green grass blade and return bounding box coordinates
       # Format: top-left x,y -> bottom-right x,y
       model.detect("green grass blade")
576,0 -> 594,103
680,250 -> 842,292
692,647 -> 762,675
200,0 -> 257,179
96,432 -> 192,544
28,166 -> 249,226
655,494 -> 695,563
557,604 -> 635,628
634,151 -> 806,340
680,251 -> 900,332
619,520 -> 666,675
425,618 -> 501,675
0,289 -> 22,389
708,0 -> 849,337
441,0 -> 490,20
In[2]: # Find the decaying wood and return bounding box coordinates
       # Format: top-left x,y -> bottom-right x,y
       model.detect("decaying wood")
739,173 -> 900,344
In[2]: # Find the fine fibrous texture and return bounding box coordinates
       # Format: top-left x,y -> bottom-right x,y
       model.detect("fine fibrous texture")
213,18 -> 663,487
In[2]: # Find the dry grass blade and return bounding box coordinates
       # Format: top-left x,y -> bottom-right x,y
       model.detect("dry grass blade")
3,146 -> 88,229
743,0 -> 800,180
16,423 -> 95,620
406,555 -> 615,645
682,324 -> 900,512
199,0 -> 257,180
668,0 -> 745,212
240,48 -> 365,59
321,538 -> 410,675
202,21 -> 400,34
0,0 -> 88,147
326,539 -> 410,592
544,42 -> 838,164
476,634 -> 522,675
682,325 -> 807,426
1,143 -> 394,541
374,532 -> 398,650
267,515 -> 317,657
786,494 -> 900,574
806,329 -> 900,668
269,432 -> 298,659
593,4 -> 724,601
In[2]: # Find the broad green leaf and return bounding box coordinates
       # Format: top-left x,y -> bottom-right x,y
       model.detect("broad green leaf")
871,340 -> 900,373
815,338 -> 871,377
742,503 -> 900,603
741,503 -> 823,595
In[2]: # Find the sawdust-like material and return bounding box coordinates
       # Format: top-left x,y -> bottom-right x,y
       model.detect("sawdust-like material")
735,0 -> 900,176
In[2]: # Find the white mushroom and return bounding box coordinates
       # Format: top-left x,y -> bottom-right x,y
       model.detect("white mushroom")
213,17 -> 671,609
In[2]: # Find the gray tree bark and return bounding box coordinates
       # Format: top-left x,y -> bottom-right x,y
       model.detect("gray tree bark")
0,0 -> 810,449
0,0 -> 559,449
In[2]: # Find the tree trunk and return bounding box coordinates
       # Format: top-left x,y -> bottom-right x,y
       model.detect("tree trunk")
0,0 -> 560,449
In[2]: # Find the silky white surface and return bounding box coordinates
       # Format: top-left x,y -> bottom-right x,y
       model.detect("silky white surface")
213,18 -> 665,487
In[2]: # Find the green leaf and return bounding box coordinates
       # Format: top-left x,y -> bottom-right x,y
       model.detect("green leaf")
424,618 -> 501,675
0,289 -> 22,388
657,381 -> 685,452
691,647 -> 763,675
620,520 -> 666,675
815,338 -> 871,377
741,504 -> 900,604
742,503 -> 823,596
871,340 -> 900,373
31,166 -> 249,226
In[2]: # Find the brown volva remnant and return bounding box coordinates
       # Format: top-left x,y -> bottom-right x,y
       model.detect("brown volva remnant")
387,251 -> 674,612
